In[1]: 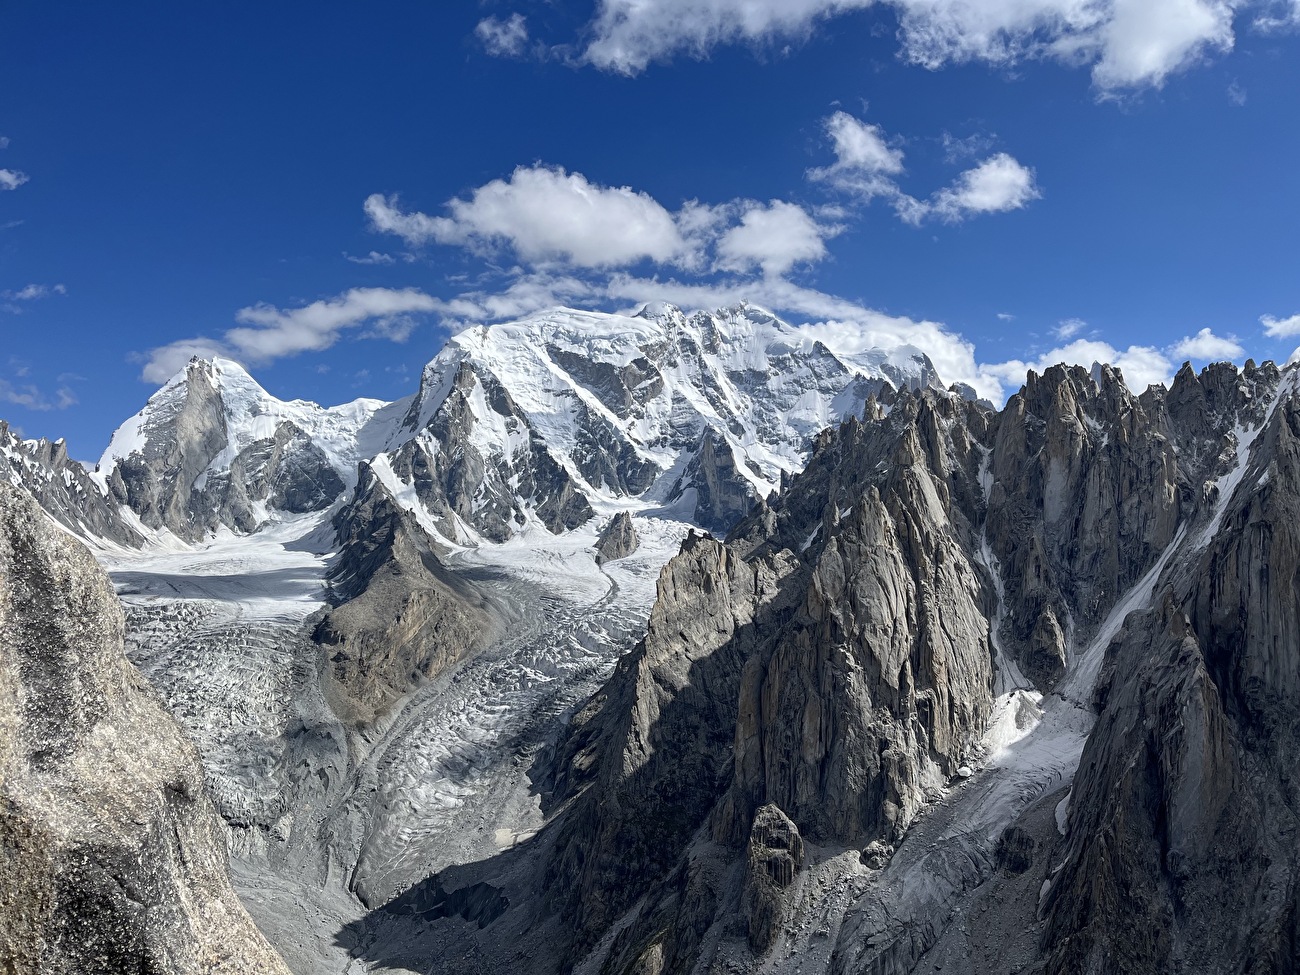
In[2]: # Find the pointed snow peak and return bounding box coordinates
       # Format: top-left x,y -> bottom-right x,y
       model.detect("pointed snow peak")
635,300 -> 683,322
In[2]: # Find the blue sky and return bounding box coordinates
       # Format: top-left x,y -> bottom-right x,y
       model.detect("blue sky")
2,1 -> 1299,459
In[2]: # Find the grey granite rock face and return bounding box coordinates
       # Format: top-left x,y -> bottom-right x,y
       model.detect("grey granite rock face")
667,429 -> 762,534
595,511 -> 639,564
1042,367 -> 1300,975
742,804 -> 805,953
106,358 -> 230,541
0,421 -> 143,547
0,482 -> 290,975
513,361 -> 1300,975
312,462 -> 493,728
102,359 -> 351,541
543,532 -> 804,955
388,362 -> 595,541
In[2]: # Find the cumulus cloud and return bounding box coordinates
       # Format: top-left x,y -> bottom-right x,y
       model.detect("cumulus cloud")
898,153 -> 1040,224
366,166 -> 698,268
583,0 -> 873,75
137,287 -> 438,383
808,111 -> 905,197
366,164 -> 849,278
979,338 -> 1175,395
569,0 -> 1243,91
1171,327 -> 1244,360
0,169 -> 29,190
1262,313 -> 1300,339
476,13 -> 530,58
715,201 -> 836,276
930,153 -> 1041,221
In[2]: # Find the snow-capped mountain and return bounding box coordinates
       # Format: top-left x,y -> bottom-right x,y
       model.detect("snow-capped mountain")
93,356 -> 408,541
80,302 -> 947,546
371,301 -> 946,539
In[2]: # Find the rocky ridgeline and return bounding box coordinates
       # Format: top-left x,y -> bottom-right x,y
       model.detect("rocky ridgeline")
313,461 -> 495,726
1,420 -> 143,547
350,357 -> 1300,975
0,482 -> 290,974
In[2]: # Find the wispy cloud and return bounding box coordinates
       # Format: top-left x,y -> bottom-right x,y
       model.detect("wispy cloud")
137,287 -> 440,383
0,169 -> 30,191
344,250 -> 397,265
1054,318 -> 1086,339
476,13 -> 530,58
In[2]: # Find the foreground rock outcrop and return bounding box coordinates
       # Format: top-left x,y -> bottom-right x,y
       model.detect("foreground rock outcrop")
0,482 -> 290,974
595,511 -> 639,564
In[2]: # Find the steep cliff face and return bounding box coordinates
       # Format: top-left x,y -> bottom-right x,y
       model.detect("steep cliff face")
99,357 -> 390,542
985,363 -> 1183,686
1043,367 -> 1300,975
0,482 -> 290,975
595,511 -> 639,563
715,397 -> 994,849
542,533 -> 805,953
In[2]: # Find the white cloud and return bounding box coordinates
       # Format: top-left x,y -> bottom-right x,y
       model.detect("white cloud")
366,166 -> 697,268
137,287 -> 438,382
901,153 -> 1040,224
942,131 -> 998,163
583,0 -> 874,75
0,136 -> 9,149
1170,327 -> 1244,360
476,13 -> 530,58
715,201 -> 835,276
570,0 -> 1244,91
980,338 -> 1175,395
1055,318 -> 1086,339
0,169 -> 29,190
1262,313 -> 1300,339
228,287 -> 437,360
345,250 -> 396,265
2,283 -> 66,301
997,312 -> 1016,322
136,338 -> 231,385
1088,0 -> 1235,91
1253,0 -> 1300,31
808,111 -> 905,196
